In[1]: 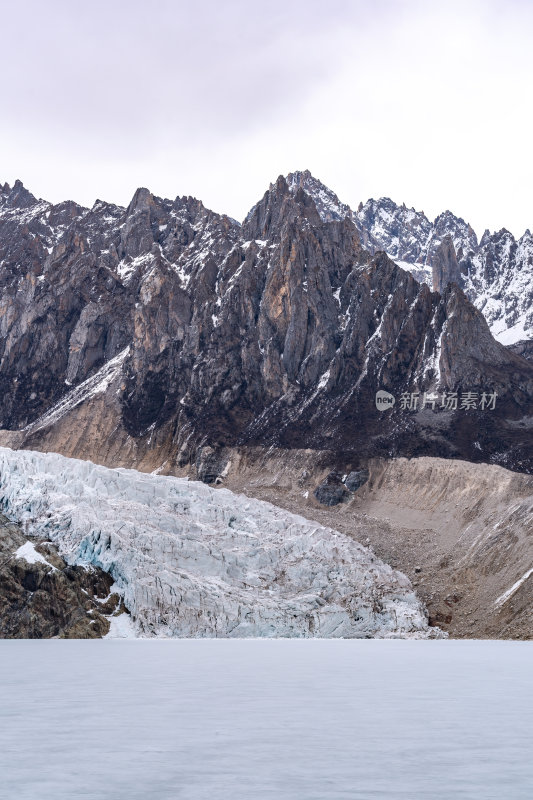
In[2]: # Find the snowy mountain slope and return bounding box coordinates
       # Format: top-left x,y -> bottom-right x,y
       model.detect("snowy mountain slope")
466,228 -> 533,345
286,170 -> 533,345
0,447 -> 438,638
286,171 -> 350,222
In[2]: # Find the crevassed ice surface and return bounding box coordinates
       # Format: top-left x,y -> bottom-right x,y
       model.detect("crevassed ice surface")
0,447 -> 435,638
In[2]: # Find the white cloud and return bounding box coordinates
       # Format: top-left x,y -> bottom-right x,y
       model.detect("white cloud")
1,0 -> 532,237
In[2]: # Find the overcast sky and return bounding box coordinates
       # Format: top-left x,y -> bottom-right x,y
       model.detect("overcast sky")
1,0 -> 532,236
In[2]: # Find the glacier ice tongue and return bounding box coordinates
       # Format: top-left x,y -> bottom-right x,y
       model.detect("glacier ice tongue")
0,447 -> 438,639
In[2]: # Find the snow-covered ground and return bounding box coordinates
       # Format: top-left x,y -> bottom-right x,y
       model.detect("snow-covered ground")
0,447 -> 437,639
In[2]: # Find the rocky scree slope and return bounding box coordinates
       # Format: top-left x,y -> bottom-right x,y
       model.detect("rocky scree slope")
212,446 -> 533,639
0,175 -> 532,473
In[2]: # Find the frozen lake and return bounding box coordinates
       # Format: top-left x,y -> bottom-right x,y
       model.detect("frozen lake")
1,640 -> 532,799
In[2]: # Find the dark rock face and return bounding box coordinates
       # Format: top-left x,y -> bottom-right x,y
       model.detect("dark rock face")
0,184 -> 131,429
314,472 -> 349,506
508,340 -> 533,362
0,514 -> 125,638
344,470 -> 369,492
0,174 -> 532,474
195,446 -> 231,484
313,468 -> 369,504
432,236 -> 463,292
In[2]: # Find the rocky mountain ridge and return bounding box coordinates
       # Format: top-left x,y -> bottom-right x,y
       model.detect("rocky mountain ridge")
0,173 -> 532,474
287,170 -> 533,346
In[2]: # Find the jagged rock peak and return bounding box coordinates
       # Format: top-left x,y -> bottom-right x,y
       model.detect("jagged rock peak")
480,229 -> 492,246
126,186 -> 155,215
432,235 -> 462,292
92,198 -> 122,212
285,169 -> 352,223
1,178 -> 37,209
493,228 -> 515,240
242,173 -> 322,239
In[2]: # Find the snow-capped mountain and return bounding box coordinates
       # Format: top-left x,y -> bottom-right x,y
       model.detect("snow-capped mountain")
0,447 -> 438,638
0,174 -> 532,474
357,200 -> 533,346
467,228 -> 533,345
287,170 -> 533,345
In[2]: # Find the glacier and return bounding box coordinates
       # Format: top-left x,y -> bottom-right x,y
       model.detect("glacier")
0,447 -> 438,638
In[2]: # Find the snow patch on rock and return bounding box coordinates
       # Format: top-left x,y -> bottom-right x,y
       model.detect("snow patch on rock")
23,347 -> 130,435
14,540 -> 57,571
